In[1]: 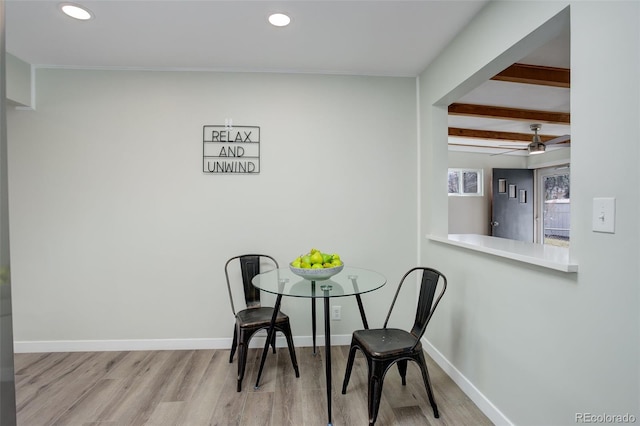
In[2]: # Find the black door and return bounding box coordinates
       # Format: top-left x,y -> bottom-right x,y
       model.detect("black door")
491,168 -> 534,242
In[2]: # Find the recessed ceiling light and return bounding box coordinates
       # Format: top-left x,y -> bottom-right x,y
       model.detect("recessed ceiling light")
60,3 -> 93,21
268,13 -> 291,27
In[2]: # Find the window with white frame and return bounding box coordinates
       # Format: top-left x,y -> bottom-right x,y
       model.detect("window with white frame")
448,168 -> 483,196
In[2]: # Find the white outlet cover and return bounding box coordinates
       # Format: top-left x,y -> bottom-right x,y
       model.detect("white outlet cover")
592,197 -> 615,233
331,305 -> 341,320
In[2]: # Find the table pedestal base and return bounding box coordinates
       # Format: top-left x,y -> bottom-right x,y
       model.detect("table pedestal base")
254,279 -> 372,426
323,297 -> 332,426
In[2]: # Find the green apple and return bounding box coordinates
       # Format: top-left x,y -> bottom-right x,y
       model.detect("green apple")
310,251 -> 323,265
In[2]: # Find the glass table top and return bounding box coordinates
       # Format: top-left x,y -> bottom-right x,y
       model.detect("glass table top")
252,266 -> 386,298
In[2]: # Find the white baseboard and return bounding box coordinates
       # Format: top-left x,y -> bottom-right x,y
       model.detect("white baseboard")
14,338 -> 226,353
422,337 -> 513,426
13,333 -> 353,353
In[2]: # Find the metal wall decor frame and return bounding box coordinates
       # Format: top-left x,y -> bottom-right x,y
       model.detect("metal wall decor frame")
519,189 -> 527,203
498,178 -> 507,193
203,125 -> 261,174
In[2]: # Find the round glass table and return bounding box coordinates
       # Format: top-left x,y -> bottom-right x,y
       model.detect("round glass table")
252,266 -> 386,426
253,266 -> 386,298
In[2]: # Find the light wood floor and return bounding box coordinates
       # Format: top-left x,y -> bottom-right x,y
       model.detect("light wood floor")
15,345 -> 493,425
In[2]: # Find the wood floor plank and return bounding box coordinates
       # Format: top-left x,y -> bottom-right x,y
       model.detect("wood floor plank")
241,392 -> 273,426
92,350 -> 174,424
210,351 -> 248,426
145,400 -> 186,426
16,352 -> 123,425
395,405 -> 433,425
178,350 -> 231,425
167,349 -> 219,402
436,401 -> 495,426
13,352 -> 54,373
126,350 -> 196,425
155,350 -> 198,403
101,350 -> 154,380
300,388 -> 329,426
14,352 -> 81,379
271,347 -> 304,426
52,378 -> 123,425
18,376 -> 103,425
15,351 -> 94,412
297,346 -> 325,391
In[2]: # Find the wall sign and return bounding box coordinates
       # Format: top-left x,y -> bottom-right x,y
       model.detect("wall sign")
203,125 -> 260,174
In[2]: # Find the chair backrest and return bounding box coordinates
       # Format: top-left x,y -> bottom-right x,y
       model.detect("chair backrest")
224,254 -> 279,315
383,267 -> 447,348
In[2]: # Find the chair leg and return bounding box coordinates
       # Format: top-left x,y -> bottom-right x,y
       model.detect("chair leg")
270,330 -> 277,354
367,364 -> 385,426
397,359 -> 408,386
416,351 -> 439,418
282,323 -> 300,377
342,344 -> 358,394
229,324 -> 238,363
236,331 -> 250,392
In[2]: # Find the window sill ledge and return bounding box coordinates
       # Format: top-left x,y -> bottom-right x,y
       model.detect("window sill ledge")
427,233 -> 578,273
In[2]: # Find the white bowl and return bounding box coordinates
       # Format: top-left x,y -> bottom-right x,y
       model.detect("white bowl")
289,264 -> 344,281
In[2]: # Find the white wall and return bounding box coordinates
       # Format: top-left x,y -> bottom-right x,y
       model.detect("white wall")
7,69 -> 418,347
421,2 -> 639,425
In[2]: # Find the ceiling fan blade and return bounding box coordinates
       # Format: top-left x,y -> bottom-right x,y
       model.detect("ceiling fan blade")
545,134 -> 571,146
490,147 -> 525,156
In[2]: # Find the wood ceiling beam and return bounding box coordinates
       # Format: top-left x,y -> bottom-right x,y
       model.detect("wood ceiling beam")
448,127 -> 565,143
491,63 -> 570,88
448,103 -> 570,124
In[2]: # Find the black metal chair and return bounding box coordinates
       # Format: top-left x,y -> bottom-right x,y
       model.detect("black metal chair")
341,267 -> 447,425
225,254 -> 299,392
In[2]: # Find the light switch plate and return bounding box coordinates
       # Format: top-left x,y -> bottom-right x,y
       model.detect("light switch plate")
592,197 -> 615,233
